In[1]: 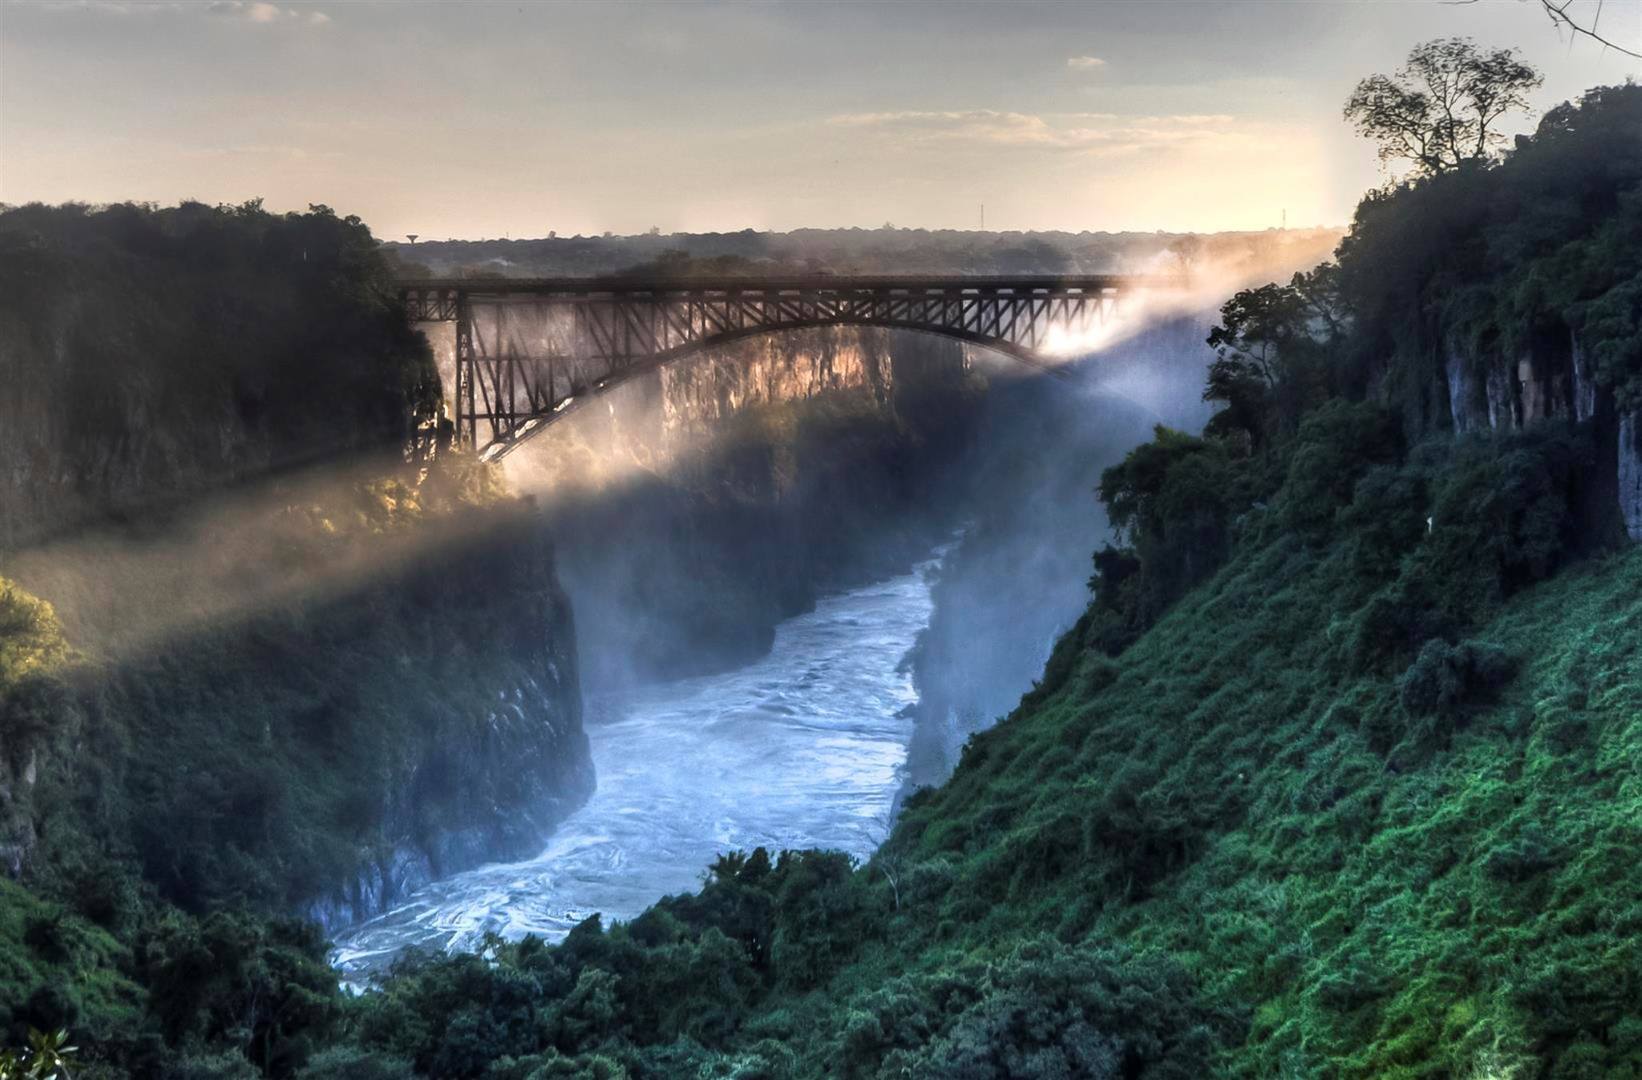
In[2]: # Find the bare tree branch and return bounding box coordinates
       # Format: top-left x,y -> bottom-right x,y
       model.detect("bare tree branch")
1444,0 -> 1642,58
1539,0 -> 1642,57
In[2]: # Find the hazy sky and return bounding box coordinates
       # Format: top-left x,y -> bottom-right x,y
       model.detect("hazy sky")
2,0 -> 1637,239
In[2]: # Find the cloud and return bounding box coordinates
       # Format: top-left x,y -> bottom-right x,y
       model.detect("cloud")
825,109 -> 1243,157
185,144 -> 345,160
1130,114 -> 1234,126
28,2 -> 185,15
208,1 -> 328,25
1066,56 -> 1106,70
827,110 -> 1066,146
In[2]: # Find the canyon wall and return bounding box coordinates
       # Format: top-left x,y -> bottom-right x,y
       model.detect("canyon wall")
1443,324 -> 1632,540
0,204 -> 591,930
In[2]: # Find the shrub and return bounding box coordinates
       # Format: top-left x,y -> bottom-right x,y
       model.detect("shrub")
1397,639 -> 1517,720
293,1047 -> 414,1080
865,938 -> 1227,1079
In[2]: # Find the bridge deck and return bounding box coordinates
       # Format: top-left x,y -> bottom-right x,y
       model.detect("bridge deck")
400,273 -> 1166,299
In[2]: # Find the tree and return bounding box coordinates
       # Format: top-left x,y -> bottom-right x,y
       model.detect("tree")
1166,234 -> 1205,280
1343,38 -> 1541,175
1203,265 -> 1347,445
1206,283 -> 1308,389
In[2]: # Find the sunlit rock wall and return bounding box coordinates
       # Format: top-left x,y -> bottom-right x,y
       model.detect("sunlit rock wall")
659,326 -> 897,435
501,326 -> 969,496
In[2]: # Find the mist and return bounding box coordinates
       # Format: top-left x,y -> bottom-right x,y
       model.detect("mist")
448,232 -> 1322,786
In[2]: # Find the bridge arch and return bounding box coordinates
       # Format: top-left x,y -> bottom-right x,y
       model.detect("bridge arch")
402,275 -> 1163,458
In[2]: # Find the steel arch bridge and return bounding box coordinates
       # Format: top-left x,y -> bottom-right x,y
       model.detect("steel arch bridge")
401,274 -> 1162,458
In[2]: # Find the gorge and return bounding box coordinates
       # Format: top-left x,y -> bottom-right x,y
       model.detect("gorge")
1,69 -> 1639,1080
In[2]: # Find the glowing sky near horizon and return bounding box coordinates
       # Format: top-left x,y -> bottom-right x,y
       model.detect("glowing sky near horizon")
1,0 -> 1637,240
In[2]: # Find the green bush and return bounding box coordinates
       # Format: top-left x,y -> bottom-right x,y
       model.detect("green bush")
1397,639 -> 1516,720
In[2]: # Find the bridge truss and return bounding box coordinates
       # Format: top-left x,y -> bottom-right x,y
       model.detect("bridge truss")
401,275 -> 1150,458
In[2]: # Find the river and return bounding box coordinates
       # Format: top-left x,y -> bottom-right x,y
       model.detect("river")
331,548 -> 945,979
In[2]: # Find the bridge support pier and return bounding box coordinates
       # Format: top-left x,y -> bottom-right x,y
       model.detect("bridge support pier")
453,293 -> 476,450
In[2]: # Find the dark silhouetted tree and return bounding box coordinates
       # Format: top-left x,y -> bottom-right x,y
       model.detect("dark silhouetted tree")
1343,38 -> 1540,175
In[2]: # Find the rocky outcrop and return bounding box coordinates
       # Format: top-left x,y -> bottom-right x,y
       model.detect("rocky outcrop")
1619,411 -> 1642,542
1445,322 -> 1583,435
1571,329 -> 1598,424
1445,345 -> 1481,435
298,515 -> 593,930
1442,336 -> 1522,434
1443,323 -> 1641,542
309,667 -> 591,933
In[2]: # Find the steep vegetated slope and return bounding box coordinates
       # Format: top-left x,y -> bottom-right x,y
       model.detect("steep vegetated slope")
0,205 -> 593,1072
295,85 -> 1642,1079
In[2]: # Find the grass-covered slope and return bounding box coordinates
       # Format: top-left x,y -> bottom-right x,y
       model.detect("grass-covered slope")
893,430 -> 1642,1078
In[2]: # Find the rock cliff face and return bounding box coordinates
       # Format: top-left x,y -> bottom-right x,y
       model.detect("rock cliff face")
487,325 -> 960,496
7,505 -> 592,931
1443,323 -> 1638,538
1620,413 -> 1642,542
658,326 -> 900,437
303,526 -> 591,930
1445,325 -> 1586,433
0,206 -> 589,930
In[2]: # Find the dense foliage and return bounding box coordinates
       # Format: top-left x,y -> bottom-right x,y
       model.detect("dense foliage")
0,200 -> 440,547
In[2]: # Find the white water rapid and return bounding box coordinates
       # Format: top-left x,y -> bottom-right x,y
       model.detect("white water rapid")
332,551 -> 944,978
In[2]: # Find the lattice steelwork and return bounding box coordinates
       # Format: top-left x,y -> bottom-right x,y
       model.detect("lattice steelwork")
401,275 -> 1153,458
